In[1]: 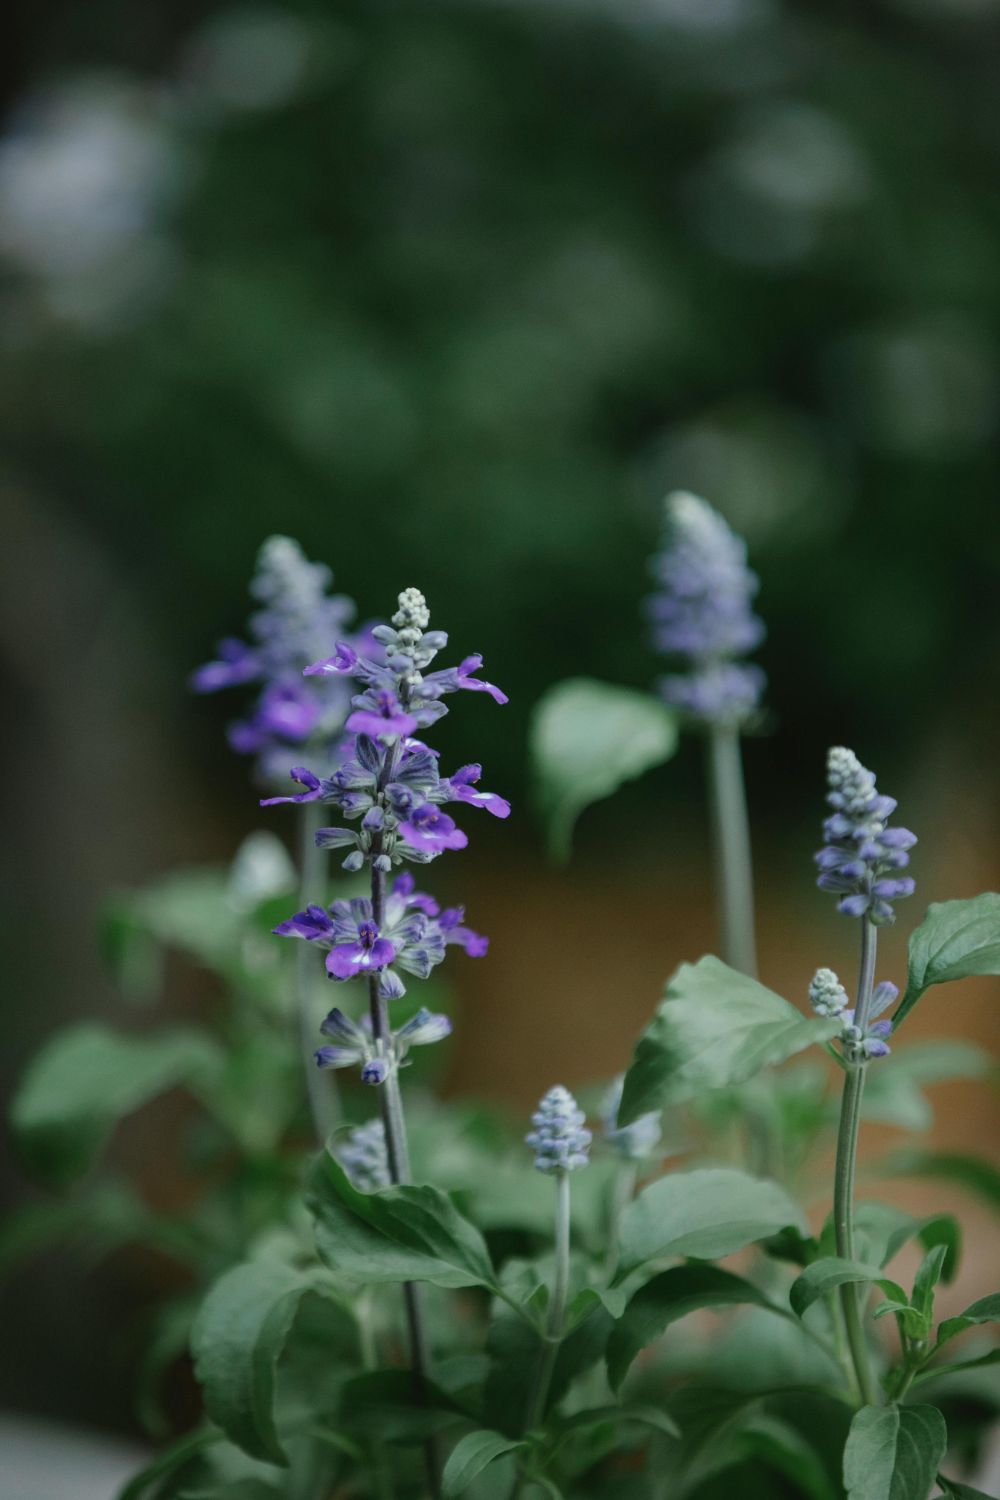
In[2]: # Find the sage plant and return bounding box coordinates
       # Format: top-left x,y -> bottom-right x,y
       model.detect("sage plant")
266,584 -> 508,1480
647,492 -> 765,975
814,746 -> 916,1405
193,536 -> 368,1139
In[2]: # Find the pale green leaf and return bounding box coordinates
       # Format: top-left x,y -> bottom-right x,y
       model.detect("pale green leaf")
896,894 -> 1000,1028
842,1403 -> 946,1500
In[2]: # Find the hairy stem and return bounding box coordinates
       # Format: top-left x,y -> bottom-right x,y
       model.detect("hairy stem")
526,1171 -> 572,1435
706,723 -> 758,977
297,799 -> 338,1142
833,917 -> 879,1408
368,849 -> 438,1496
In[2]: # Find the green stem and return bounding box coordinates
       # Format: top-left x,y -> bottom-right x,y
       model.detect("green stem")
530,1172 -> 572,1430
297,800 -> 338,1142
832,917 -> 880,1408
706,723 -> 757,977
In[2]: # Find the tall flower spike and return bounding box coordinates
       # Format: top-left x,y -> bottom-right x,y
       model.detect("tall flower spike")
647,492 -> 766,727
335,1118 -> 390,1192
815,747 -> 917,924
191,536 -> 365,784
526,1086 -> 592,1174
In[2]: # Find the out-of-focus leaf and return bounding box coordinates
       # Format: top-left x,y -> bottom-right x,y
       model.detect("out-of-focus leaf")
614,1167 -> 805,1282
529,678 -> 678,860
607,1265 -> 786,1391
842,1403 -> 946,1500
190,1253 -> 330,1465
339,1369 -> 467,1443
11,1023 -> 224,1184
308,1150 -> 497,1291
896,894 -> 1000,1028
619,957 -> 838,1124
789,1258 -> 901,1319
862,1041 -> 993,1131
442,1431 -> 527,1496
877,1151 -> 1000,1214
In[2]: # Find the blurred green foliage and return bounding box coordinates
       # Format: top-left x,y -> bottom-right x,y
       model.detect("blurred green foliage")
4,0 -> 1000,817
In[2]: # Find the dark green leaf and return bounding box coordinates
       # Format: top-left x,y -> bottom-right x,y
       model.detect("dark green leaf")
529,678 -> 678,860
555,1404 -> 681,1439
339,1370 -> 467,1443
116,1428 -> 223,1500
190,1255 -> 327,1464
11,1024 -> 223,1184
307,1149 -> 496,1291
607,1265 -> 786,1390
896,894 -> 1000,1028
442,1431 -> 527,1496
790,1258 -> 900,1318
935,1293 -> 1000,1353
842,1403 -> 947,1500
614,1167 -> 805,1283
619,957 -> 839,1124
482,1281 -> 613,1436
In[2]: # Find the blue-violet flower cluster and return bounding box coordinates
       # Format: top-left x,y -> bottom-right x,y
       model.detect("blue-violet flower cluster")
808,967 -> 896,1060
191,536 -> 365,783
313,1004 -> 452,1086
527,1086 -> 592,1174
646,492 -> 766,727
815,747 -> 916,925
336,1118 -> 390,1191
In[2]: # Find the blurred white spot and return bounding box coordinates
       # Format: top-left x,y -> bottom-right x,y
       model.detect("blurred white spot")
179,6 -> 317,113
227,830 -> 296,911
0,77 -> 179,324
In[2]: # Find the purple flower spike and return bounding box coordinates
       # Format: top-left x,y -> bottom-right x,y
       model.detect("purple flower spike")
815,748 -> 916,926
326,921 -> 397,979
646,493 -> 766,729
400,805 -> 469,854
192,536 -> 364,784
260,765 -> 325,807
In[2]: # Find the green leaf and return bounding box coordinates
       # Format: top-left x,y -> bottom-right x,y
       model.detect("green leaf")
937,1477 -> 996,1498
618,957 -> 839,1124
190,1255 -> 327,1465
339,1370 -> 467,1443
896,894 -> 1000,1029
442,1431 -> 527,1497
554,1403 -> 681,1440
614,1167 -> 805,1283
11,1023 -> 223,1184
482,1281 -> 614,1437
934,1292 -> 1000,1353
116,1427 -> 223,1500
790,1258 -> 900,1319
307,1150 -> 496,1291
842,1403 -> 947,1500
607,1265 -> 787,1390
529,678 -> 678,860
862,1042 -> 993,1131
879,1151 -> 1000,1214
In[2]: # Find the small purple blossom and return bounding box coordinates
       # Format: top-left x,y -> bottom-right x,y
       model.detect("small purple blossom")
647,493 -> 766,728
439,906 -> 489,956
347,688 -> 419,741
841,1010 -> 893,1060
815,748 -> 917,924
326,920 -> 396,980
399,804 -> 469,854
443,764 -> 511,819
192,536 -> 365,783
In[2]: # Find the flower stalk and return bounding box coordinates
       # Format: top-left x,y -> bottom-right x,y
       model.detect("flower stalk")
297,799 -> 338,1143
706,721 -> 758,977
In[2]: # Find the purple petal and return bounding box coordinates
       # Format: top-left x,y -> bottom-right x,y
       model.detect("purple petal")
316,1046 -> 364,1069
457,654 -> 508,704
304,642 -> 359,677
260,766 -> 324,807
348,706 -> 419,739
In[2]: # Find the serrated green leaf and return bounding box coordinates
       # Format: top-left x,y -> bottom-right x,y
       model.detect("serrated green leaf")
607,1264 -> 786,1390
442,1431 -> 527,1497
529,678 -> 678,860
307,1150 -> 497,1290
11,1023 -> 223,1184
789,1258 -> 900,1319
934,1292 -> 1000,1353
842,1403 -> 947,1500
896,894 -> 1000,1029
191,1255 -> 328,1465
614,1167 -> 805,1283
618,957 -> 839,1124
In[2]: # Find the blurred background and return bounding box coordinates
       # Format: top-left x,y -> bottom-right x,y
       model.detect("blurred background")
2,0 -> 1000,1480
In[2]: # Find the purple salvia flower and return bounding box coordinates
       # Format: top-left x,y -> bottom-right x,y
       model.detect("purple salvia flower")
398,804 -> 469,854
439,906 -> 489,956
647,492 -> 766,728
841,1009 -> 893,1060
441,764 -> 512,819
526,1085 -> 592,1174
325,919 -> 397,980
815,747 -> 917,925
192,536 -> 366,784
336,1118 -> 390,1192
